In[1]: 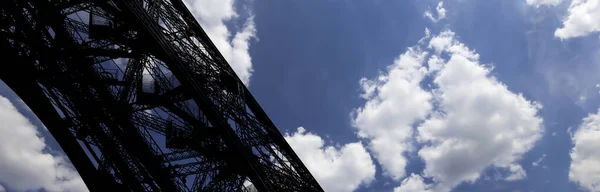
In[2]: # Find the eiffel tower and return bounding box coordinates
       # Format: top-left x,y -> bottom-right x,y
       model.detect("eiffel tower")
0,0 -> 323,191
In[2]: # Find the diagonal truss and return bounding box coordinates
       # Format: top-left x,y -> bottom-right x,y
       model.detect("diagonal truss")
0,0 -> 323,191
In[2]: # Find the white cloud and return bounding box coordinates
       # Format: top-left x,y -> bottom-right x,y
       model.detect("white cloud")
284,127 -> 376,192
355,29 -> 543,192
418,28 -> 432,45
416,30 -> 543,191
506,164 -> 527,181
424,11 -> 435,22
554,0 -> 600,39
353,45 -> 433,180
0,96 -> 87,192
427,55 -> 444,73
428,30 -> 454,55
394,174 -> 432,192
436,2 -> 447,20
184,0 -> 256,85
428,30 -> 479,60
569,109 -> 600,192
0,184 -> 4,192
532,154 -> 547,167
425,2 -> 447,23
526,0 -> 562,7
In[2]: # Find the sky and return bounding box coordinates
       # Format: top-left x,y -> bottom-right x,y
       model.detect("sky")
2,0 -> 600,191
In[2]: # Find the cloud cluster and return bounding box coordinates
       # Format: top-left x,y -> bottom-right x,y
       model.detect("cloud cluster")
184,0 -> 256,85
425,2 -> 447,23
0,96 -> 87,192
570,109 -> 600,192
356,29 -> 544,192
284,127 -> 376,192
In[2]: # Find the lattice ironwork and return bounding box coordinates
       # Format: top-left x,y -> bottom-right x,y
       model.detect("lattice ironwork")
0,0 -> 323,191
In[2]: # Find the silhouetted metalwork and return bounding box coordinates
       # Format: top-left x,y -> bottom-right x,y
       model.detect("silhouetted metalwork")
0,0 -> 323,191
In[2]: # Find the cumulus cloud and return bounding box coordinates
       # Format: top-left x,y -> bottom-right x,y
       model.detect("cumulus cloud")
526,0 -> 562,7
284,127 -> 376,192
184,0 -> 256,85
356,29 -> 543,192
0,96 -> 87,192
569,109 -> 600,192
554,0 -> 600,39
353,45 -> 433,180
425,2 -> 447,23
416,30 -> 543,191
0,184 -> 4,192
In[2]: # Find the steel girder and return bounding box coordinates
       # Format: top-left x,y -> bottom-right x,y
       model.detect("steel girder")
0,0 -> 323,191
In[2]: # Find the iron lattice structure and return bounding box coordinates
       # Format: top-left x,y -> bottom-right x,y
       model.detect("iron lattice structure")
0,0 -> 323,191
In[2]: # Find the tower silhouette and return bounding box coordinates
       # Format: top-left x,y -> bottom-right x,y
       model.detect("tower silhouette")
0,0 -> 323,191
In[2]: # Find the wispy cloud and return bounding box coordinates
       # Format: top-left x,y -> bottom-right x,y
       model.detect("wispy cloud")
532,154 -> 547,167
425,2 -> 447,23
525,0 -> 562,7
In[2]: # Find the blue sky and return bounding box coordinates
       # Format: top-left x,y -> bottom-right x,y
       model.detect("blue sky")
251,0 -> 600,191
2,0 -> 600,192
